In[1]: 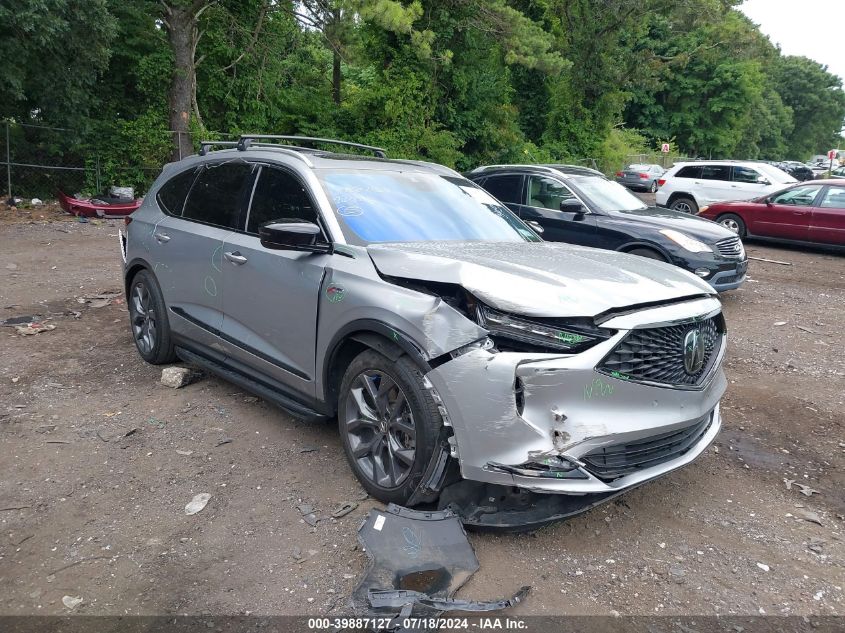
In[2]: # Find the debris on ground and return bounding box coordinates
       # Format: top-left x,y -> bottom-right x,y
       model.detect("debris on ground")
331,501 -> 358,518
1,315 -> 37,326
62,596 -> 83,610
184,493 -> 211,515
353,504 -> 530,621
749,256 -> 792,266
161,366 -> 205,389
795,509 -> 823,525
15,322 -> 55,335
77,291 -> 123,308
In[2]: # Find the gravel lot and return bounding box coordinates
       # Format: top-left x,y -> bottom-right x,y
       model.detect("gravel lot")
1,202 -> 843,618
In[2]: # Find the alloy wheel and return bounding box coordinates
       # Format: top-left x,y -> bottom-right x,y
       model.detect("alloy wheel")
130,283 -> 157,354
344,370 -> 416,488
673,201 -> 693,214
720,218 -> 740,234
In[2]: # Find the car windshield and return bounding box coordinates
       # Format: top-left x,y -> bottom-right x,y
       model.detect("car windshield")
317,169 -> 540,244
756,163 -> 797,183
575,176 -> 647,211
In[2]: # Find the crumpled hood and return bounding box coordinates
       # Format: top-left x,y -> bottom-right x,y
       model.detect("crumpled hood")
367,241 -> 714,318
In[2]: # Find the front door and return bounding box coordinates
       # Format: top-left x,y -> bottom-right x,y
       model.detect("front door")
754,184 -> 821,240
518,175 -> 597,246
220,165 -> 331,396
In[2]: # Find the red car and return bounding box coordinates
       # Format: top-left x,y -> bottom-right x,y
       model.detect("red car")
697,179 -> 845,247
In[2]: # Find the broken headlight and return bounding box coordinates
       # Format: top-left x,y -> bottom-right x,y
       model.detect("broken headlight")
476,305 -> 611,353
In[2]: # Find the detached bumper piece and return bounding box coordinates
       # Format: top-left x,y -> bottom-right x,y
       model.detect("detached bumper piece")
353,505 -> 529,631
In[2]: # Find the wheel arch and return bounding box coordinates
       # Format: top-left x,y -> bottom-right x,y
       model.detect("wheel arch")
618,240 -> 672,262
321,321 -> 432,416
124,257 -> 154,300
666,191 -> 698,207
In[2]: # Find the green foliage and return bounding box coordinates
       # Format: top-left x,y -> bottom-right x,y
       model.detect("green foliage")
5,0 -> 845,197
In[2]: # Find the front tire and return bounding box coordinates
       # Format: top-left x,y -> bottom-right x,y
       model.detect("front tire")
338,349 -> 441,504
128,270 -> 176,365
717,213 -> 747,238
670,196 -> 698,214
627,247 -> 668,262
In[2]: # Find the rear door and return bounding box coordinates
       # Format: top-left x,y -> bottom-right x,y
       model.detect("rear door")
475,174 -> 525,212
696,164 -> 734,204
219,164 -> 332,396
518,175 -> 598,245
755,184 -> 821,240
809,186 -> 845,245
152,161 -> 254,353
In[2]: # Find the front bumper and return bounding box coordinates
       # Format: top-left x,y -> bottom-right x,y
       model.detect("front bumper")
667,252 -> 748,292
425,296 -> 726,496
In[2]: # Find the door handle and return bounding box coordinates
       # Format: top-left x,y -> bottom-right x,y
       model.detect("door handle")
154,232 -> 170,243
224,251 -> 248,265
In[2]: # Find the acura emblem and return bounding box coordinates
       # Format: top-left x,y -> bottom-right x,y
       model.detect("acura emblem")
683,329 -> 706,374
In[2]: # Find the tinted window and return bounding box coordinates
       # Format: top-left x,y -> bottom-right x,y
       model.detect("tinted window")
156,168 -> 197,216
247,167 -> 319,235
675,166 -> 702,179
819,187 -> 845,209
528,176 -> 576,210
771,185 -> 820,206
701,165 -> 731,181
481,175 -> 523,204
318,170 -> 538,244
182,162 -> 253,229
732,166 -> 762,184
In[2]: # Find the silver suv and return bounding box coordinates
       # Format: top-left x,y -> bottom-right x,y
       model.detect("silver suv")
121,135 -> 727,527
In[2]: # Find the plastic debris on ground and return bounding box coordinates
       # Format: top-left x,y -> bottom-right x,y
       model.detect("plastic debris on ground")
352,504 -> 529,631
184,493 -> 211,515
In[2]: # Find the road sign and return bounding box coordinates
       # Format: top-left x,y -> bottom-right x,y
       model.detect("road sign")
829,149 -> 838,160
661,143 -> 671,154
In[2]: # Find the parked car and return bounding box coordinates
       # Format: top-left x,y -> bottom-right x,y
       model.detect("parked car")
829,165 -> 845,179
655,160 -> 797,214
697,179 -> 845,246
121,135 -> 727,527
774,161 -> 815,182
615,164 -> 665,192
467,165 -> 748,291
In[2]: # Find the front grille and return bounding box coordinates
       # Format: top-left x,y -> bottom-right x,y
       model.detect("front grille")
598,315 -> 723,387
581,415 -> 712,481
716,236 -> 744,258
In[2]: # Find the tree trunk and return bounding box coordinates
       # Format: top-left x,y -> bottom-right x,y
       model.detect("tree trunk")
166,5 -> 196,162
332,49 -> 341,105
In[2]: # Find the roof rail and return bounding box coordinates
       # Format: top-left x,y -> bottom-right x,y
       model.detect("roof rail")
236,134 -> 387,158
199,140 -> 238,155
469,164 -> 559,174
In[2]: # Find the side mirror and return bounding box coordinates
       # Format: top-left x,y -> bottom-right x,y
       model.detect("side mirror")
756,177 -> 771,185
526,220 -> 545,235
560,200 -> 586,214
259,220 -> 327,252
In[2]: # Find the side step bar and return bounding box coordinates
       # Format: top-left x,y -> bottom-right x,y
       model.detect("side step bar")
176,347 -> 329,423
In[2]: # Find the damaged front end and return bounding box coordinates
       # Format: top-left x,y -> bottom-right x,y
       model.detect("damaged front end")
413,296 -> 726,529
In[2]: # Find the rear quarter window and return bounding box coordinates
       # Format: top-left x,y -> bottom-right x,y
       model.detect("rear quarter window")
675,166 -> 702,179
156,168 -> 198,216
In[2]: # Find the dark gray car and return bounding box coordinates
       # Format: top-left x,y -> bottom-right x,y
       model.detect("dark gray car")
120,136 -> 726,526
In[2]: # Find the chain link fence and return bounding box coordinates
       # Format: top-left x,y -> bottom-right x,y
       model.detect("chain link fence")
1,122 -> 240,202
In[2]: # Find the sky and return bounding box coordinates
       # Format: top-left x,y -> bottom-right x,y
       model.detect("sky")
739,0 -> 845,84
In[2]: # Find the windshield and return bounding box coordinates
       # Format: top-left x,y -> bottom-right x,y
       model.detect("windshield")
317,170 -> 540,244
574,176 -> 647,211
757,163 -> 797,184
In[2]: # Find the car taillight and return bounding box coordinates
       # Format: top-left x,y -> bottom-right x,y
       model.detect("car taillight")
639,173 -> 648,179
657,179 -> 666,187
615,171 -> 623,177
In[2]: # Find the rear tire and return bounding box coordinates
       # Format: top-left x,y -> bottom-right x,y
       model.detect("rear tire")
650,180 -> 658,193
128,270 -> 176,365
338,349 -> 441,504
670,196 -> 698,214
626,247 -> 668,262
717,213 -> 747,238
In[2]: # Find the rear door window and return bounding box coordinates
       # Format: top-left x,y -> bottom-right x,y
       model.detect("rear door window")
182,162 -> 253,229
700,165 -> 731,181
819,187 -> 845,209
675,166 -> 702,179
156,168 -> 198,216
480,175 -> 524,204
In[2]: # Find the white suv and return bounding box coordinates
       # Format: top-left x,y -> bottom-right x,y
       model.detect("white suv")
656,161 -> 796,214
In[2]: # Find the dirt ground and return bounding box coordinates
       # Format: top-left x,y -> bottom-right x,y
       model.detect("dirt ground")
0,200 -> 843,618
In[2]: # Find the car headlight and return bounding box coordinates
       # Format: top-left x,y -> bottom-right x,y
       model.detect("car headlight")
659,229 -> 712,253
476,305 -> 611,353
